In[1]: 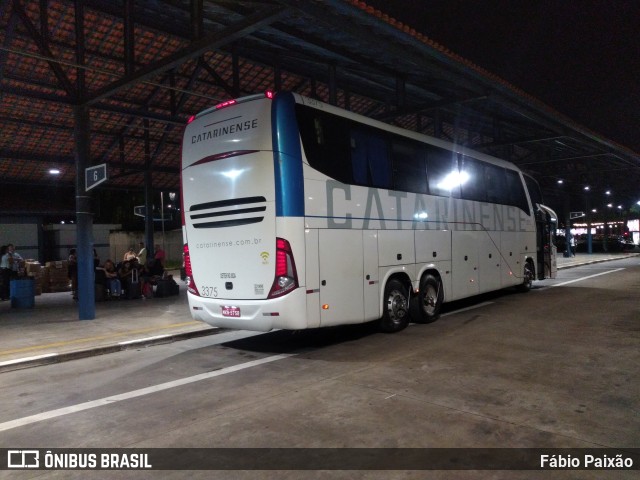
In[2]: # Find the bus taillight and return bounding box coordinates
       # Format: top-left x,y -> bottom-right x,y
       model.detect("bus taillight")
268,238 -> 298,298
183,244 -> 192,276
215,99 -> 237,109
183,243 -> 200,295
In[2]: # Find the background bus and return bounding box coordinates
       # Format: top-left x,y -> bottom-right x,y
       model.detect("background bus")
181,91 -> 557,333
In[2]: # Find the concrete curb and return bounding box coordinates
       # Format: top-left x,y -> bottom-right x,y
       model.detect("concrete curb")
0,327 -> 220,374
557,253 -> 639,270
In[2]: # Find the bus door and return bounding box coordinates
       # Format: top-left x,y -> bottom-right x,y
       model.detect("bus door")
535,205 -> 558,279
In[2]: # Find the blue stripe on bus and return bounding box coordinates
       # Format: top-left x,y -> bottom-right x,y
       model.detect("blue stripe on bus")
272,92 -> 304,217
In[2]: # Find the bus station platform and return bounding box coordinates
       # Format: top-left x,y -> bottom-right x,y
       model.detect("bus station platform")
0,253 -> 638,373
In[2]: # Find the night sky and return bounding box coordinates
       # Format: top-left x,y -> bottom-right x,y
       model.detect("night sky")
364,0 -> 640,154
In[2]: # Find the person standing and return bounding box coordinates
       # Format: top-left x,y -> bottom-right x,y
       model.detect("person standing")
0,245 -> 9,301
136,242 -> 147,266
154,244 -> 166,268
68,248 -> 78,300
123,248 -> 137,262
1,243 -> 22,300
6,244 -> 22,276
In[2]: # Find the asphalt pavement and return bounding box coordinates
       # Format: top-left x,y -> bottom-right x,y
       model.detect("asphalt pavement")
0,253 -> 637,373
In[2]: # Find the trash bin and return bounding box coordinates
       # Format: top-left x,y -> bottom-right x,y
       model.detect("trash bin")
10,278 -> 35,308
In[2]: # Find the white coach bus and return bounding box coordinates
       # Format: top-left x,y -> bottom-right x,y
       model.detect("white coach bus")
181,91 -> 557,332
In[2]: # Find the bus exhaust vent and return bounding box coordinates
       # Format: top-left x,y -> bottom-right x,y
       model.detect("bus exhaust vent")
189,196 -> 266,229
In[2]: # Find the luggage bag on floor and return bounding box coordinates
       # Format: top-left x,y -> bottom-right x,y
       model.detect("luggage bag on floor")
95,283 -> 107,302
155,278 -> 179,297
127,269 -> 142,299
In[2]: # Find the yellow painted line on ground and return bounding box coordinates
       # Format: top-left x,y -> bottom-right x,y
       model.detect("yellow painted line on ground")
0,321 -> 203,357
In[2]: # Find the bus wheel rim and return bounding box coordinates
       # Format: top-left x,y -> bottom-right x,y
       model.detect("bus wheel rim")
387,289 -> 407,324
524,264 -> 533,287
423,285 -> 437,315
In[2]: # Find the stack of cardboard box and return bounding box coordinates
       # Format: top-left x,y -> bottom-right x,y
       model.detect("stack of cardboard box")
43,260 -> 71,293
24,260 -> 43,296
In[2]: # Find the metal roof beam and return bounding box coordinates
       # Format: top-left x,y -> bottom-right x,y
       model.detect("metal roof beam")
123,0 -> 135,76
0,8 -> 18,84
83,5 -> 286,106
0,149 -> 73,164
199,57 -> 236,98
110,164 -> 180,177
191,0 -> 203,40
519,153 -> 616,166
94,102 -> 185,125
374,94 -> 487,122
12,0 -> 76,100
2,78 -> 74,102
275,0 -> 483,93
476,135 -> 566,149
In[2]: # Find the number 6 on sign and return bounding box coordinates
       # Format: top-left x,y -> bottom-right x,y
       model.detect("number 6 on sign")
85,163 -> 108,191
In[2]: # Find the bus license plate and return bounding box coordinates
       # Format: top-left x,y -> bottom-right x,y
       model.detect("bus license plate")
222,306 -> 240,317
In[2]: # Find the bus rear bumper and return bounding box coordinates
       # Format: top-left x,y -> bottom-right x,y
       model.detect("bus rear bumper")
187,288 -> 307,331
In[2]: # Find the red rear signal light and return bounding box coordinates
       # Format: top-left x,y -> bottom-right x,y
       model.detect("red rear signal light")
275,238 -> 288,277
183,243 -> 192,277
268,238 -> 298,298
215,99 -> 237,109
183,243 -> 200,295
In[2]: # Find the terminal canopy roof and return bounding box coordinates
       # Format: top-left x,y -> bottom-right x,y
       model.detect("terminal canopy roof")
1,0 -> 638,220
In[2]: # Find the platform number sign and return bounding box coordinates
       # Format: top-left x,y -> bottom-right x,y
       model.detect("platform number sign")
85,163 -> 107,191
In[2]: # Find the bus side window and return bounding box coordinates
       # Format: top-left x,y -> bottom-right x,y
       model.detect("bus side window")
367,134 -> 391,189
459,156 -> 486,202
505,169 -> 530,215
351,129 -> 369,185
392,140 -> 427,194
484,163 -> 508,204
350,128 -> 391,189
296,105 -> 352,184
524,174 -> 543,208
313,118 -> 324,145
427,146 -> 460,198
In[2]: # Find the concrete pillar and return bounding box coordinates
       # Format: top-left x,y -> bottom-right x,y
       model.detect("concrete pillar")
74,105 -> 96,320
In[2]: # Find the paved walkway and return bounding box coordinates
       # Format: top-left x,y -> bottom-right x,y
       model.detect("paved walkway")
0,253 -> 638,372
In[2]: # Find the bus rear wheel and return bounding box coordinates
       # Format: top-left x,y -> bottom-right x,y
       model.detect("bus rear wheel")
410,274 -> 443,323
517,260 -> 534,292
379,279 -> 410,333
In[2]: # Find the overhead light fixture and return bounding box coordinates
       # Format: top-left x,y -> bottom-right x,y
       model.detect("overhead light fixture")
584,186 -> 590,191
557,179 -> 564,184
605,190 -> 611,195
49,169 -> 60,175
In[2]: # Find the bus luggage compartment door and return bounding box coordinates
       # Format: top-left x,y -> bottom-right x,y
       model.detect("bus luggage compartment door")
318,229 -> 364,327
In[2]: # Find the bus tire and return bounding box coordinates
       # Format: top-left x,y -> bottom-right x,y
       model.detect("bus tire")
410,274 -> 443,323
379,279 -> 410,333
517,260 -> 534,292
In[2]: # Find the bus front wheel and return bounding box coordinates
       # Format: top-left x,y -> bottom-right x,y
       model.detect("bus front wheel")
410,274 -> 443,323
517,260 -> 534,292
380,279 -> 410,333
